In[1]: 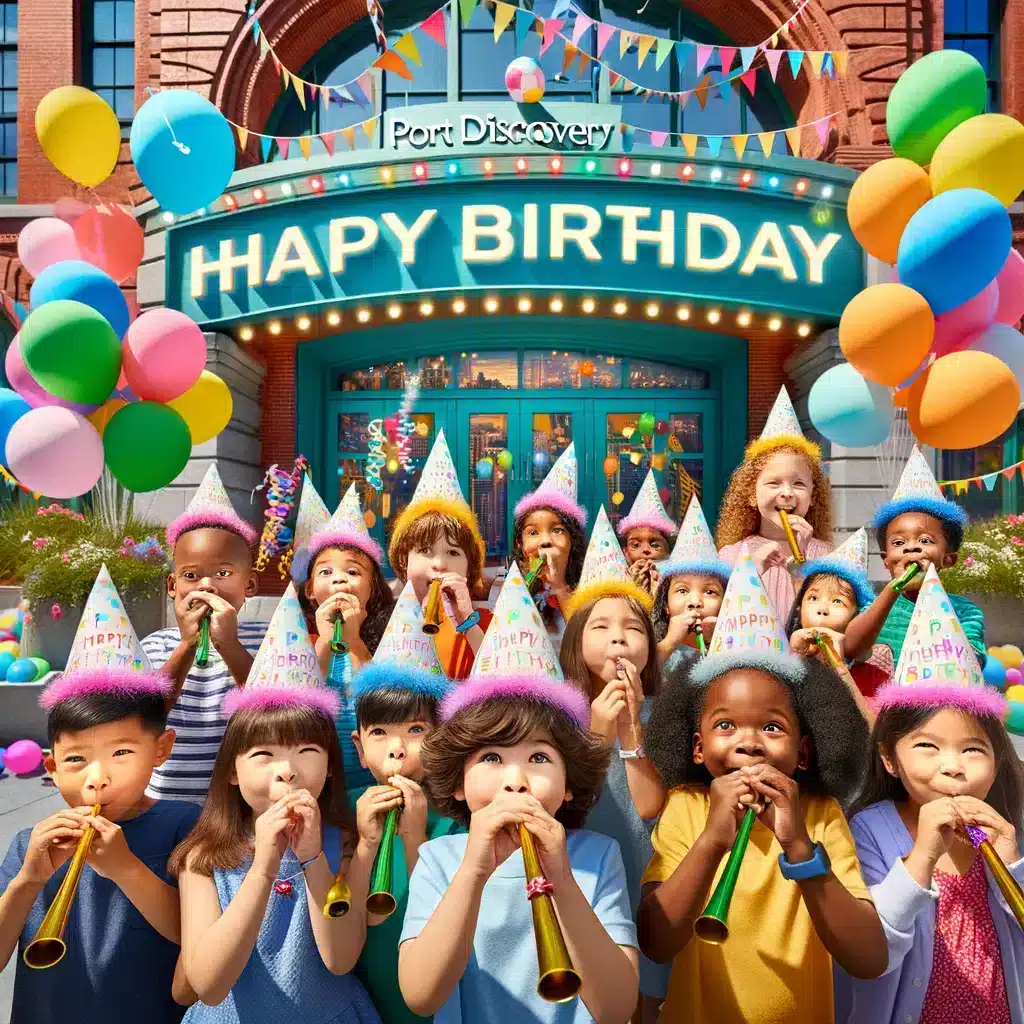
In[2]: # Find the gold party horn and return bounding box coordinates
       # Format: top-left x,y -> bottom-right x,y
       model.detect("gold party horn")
778,509 -> 804,565
422,579 -> 443,635
965,825 -> 1024,932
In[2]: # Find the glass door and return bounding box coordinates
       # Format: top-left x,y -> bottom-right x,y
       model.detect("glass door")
514,400 -> 583,518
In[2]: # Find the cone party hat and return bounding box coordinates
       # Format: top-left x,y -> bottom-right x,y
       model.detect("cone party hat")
745,386 -> 820,463
292,474 -> 331,563
616,469 -> 676,539
166,464 -> 258,549
799,527 -> 875,611
514,441 -> 587,529
871,445 -> 968,532
294,483 -> 383,581
661,495 -> 731,582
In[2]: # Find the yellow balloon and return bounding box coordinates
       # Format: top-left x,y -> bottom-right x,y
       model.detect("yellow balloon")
930,113 -> 1024,207
168,371 -> 233,446
1006,685 -> 1024,703
35,86 -> 121,188
88,398 -> 128,438
0,641 -> 20,657
1001,645 -> 1024,669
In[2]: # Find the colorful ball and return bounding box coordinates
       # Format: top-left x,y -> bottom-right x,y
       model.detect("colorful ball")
846,158 -> 932,265
0,640 -> 20,658
4,739 -> 42,775
1006,684 -> 1024,702
983,655 -> 1007,690
996,645 -> 1024,669
28,657 -> 50,681
0,652 -> 16,679
1007,700 -> 1024,735
1006,669 -> 1023,688
930,113 -> 1024,208
808,363 -> 894,448
505,57 -> 545,104
6,658 -> 36,683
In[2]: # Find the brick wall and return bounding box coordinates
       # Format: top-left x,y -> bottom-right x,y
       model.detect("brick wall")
748,335 -> 799,439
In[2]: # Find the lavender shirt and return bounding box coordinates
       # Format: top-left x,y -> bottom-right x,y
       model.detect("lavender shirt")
834,800 -> 1024,1024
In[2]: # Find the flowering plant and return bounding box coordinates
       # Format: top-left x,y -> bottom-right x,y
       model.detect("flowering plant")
943,515 -> 1024,600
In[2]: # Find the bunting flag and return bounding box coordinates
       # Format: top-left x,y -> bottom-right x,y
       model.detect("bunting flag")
362,117 -> 377,142
341,126 -> 357,148
757,130 -> 776,156
694,72 -> 711,109
493,1 -> 516,41
515,8 -> 532,45
236,125 -> 249,149
561,41 -> 578,74
459,0 -> 477,27
649,130 -> 669,147
373,49 -> 413,80
939,458 -> 1024,493
619,30 -> 634,59
740,68 -> 757,94
787,49 -> 804,77
355,71 -> 373,105
834,49 -> 849,75
637,33 -> 655,67
808,50 -> 826,75
706,134 -> 723,157
421,8 -> 447,47
394,32 -> 423,65
765,48 -> 784,79
740,45 -> 757,70
731,134 -> 748,158
695,43 -> 714,74
571,11 -> 592,45
680,133 -> 698,157
785,125 -> 802,157
596,21 -> 615,57
718,46 -> 736,72
815,115 -> 833,145
541,17 -> 563,54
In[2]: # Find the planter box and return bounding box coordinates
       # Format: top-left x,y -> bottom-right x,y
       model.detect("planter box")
962,593 -> 1024,647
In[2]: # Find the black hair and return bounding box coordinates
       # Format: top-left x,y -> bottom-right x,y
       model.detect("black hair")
876,517 -> 964,556
645,656 -> 870,809
47,692 -> 169,747
511,506 -> 586,629
784,572 -> 857,639
651,574 -> 672,643
355,687 -> 441,731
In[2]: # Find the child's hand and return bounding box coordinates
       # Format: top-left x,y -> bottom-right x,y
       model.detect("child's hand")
314,590 -> 366,643
285,789 -> 323,864
614,658 -> 644,750
700,614 -> 717,637
252,795 -> 297,880
463,792 -> 531,881
953,796 -> 1021,864
355,785 -> 404,849
20,808 -> 92,884
705,774 -> 760,853
590,678 -> 628,746
186,591 -> 239,647
542,549 -> 568,591
85,815 -> 140,882
173,591 -> 208,647
628,559 -> 650,583
435,572 -> 475,624
753,541 -> 788,575
743,765 -> 812,858
391,776 -> 429,846
786,514 -> 814,558
790,628 -> 846,664
519,796 -> 571,889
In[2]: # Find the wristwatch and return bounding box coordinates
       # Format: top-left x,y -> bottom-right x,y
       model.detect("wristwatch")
778,842 -> 831,881
619,746 -> 646,760
454,609 -> 481,634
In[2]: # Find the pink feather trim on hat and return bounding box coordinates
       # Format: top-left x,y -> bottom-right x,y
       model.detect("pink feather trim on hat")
513,492 -> 588,530
223,685 -> 341,719
306,529 -> 383,568
874,684 -> 1007,719
615,512 -> 677,539
39,668 -> 172,711
166,510 -> 259,550
439,675 -> 590,728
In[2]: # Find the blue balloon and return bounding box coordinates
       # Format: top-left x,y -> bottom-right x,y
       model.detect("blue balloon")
6,657 -> 36,683
130,90 -> 236,216
533,450 -> 550,469
0,652 -> 16,679
897,188 -> 1011,315
0,388 -> 30,466
983,655 -> 1007,690
0,748 -> 5,772
30,260 -> 130,338
808,363 -> 894,448
475,458 -> 493,480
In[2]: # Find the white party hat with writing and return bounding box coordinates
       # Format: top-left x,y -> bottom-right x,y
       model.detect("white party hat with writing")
515,441 -> 587,529
871,445 -> 968,531
746,386 -> 820,462
293,473 -> 330,558
664,495 -> 729,578
617,469 -> 676,539
798,527 -> 875,610
166,463 -> 258,548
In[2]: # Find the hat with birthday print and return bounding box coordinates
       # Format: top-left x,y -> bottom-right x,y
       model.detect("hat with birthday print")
565,505 -> 653,618
290,474 -> 331,570
870,445 -> 968,533
438,562 -> 590,729
799,527 -> 876,612
39,564 -> 171,710
658,494 -> 731,584
745,386 -> 821,464
293,482 -> 383,583
514,441 -> 587,530
223,583 -> 340,719
165,463 -> 259,550
616,469 -> 677,540
876,565 -> 1004,717
388,429 -> 485,568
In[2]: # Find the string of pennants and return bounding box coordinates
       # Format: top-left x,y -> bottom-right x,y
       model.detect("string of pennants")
940,459 -> 1024,495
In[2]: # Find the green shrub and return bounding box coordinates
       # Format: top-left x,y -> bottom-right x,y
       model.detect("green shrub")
942,514 -> 1024,600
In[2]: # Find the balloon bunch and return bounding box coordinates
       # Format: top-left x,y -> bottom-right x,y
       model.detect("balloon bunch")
810,50 -> 1024,452
254,456 -> 309,575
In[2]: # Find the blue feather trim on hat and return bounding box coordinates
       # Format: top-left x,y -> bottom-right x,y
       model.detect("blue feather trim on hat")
799,558 -> 876,612
689,651 -> 808,689
870,496 -> 968,531
657,559 -> 733,583
351,663 -> 453,704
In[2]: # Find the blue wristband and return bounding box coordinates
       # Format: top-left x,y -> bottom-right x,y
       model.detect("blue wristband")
455,610 -> 481,633
778,842 -> 831,881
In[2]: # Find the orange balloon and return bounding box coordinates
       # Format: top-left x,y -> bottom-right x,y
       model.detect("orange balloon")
88,397 -> 127,437
847,158 -> 932,265
907,350 -> 1020,450
603,456 -> 618,477
74,203 -> 144,284
839,284 -> 934,386
893,387 -> 910,409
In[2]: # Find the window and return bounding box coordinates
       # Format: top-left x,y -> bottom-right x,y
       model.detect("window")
0,2 -> 15,197
945,0 -> 999,109
84,1 -> 134,137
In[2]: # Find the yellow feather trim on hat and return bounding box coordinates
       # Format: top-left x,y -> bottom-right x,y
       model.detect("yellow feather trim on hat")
388,496 -> 486,566
564,578 -> 654,620
744,433 -> 821,464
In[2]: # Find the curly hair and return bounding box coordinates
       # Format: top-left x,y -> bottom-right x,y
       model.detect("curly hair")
715,445 -> 833,549
512,506 -> 586,630
645,656 -> 869,809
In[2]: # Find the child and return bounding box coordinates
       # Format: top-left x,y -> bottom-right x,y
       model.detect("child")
651,495 -> 731,667
717,387 -> 834,622
388,430 -> 492,679
0,566 -> 199,1022
145,464 -> 267,804
637,550 -> 886,1024
835,566 -> 1024,1024
617,469 -> 677,598
169,584 -> 382,1023
844,446 -> 985,668
512,442 -> 587,636
397,601 -> 640,1023
349,601 -> 460,1024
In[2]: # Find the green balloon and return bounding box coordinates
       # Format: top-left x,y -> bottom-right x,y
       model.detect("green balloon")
103,402 -> 192,493
19,299 -> 121,405
497,449 -> 514,471
28,657 -> 50,681
638,412 -> 656,436
887,50 -> 988,166
1006,700 -> 1024,736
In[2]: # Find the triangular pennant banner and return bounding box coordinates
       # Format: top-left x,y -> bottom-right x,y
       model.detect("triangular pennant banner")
577,49 -> 591,77
362,117 -> 377,142
515,8 -> 533,46
394,31 -> 423,64
757,130 -> 775,157
815,115 -> 832,145
740,68 -> 757,95
675,41 -> 693,74
740,45 -> 757,70
293,74 -> 306,109
655,35 -> 673,69
341,126 -> 357,148
718,46 -> 736,72
298,135 -> 311,159
706,134 -> 723,157
493,2 -> 516,41
696,43 -> 714,75
680,133 -> 698,157
561,42 -> 578,74
321,132 -> 336,156
649,129 -> 668,147
260,136 -> 272,161
459,0 -> 478,27
374,49 -> 413,80
276,137 -> 290,159
822,51 -> 835,77
620,30 -> 635,59
552,0 -> 571,15
834,50 -> 849,75
596,21 -> 615,57
571,12 -> 593,46
422,8 -> 448,47
235,125 -> 249,150
808,51 -> 826,75
355,71 -> 373,105
732,134 -> 748,159
765,48 -> 784,80
637,34 -> 655,68
608,70 -> 621,88
334,84 -> 354,104
541,18 -> 563,54
694,73 -> 711,109
787,50 -> 804,77
785,125 -> 801,156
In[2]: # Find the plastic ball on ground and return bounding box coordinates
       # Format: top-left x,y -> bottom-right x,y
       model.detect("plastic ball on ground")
4,739 -> 42,775
0,640 -> 19,658
993,645 -> 1024,669
808,363 -> 894,448
930,113 -> 1024,208
1007,700 -> 1024,735
983,656 -> 1007,690
6,658 -> 36,683
0,651 -> 16,679
28,657 -> 50,681
846,158 -> 932,265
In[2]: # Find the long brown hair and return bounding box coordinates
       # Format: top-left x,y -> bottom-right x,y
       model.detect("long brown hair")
715,445 -> 833,549
559,594 -> 660,700
168,705 -> 354,877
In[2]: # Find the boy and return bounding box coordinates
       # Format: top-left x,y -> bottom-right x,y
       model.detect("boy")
144,465 -> 267,804
844,447 -> 985,665
617,470 -> 677,598
0,566 -> 200,1023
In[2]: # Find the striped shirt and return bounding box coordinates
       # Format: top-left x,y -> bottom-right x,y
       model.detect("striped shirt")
143,621 -> 269,804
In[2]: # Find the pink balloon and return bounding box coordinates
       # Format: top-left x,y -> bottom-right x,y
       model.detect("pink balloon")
122,308 -> 207,402
4,740 -> 42,775
16,218 -> 80,278
995,249 -> 1024,327
74,203 -> 144,284
4,335 -> 97,415
5,407 -> 104,498
931,280 -> 1000,357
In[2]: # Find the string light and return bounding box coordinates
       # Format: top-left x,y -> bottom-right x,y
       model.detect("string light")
707,309 -> 721,324
737,312 -> 751,327
821,185 -> 834,199
584,158 -> 597,174
413,162 -> 427,180
239,326 -> 254,341
357,308 -> 372,323
768,317 -> 782,331
740,170 -> 753,187
768,175 -> 780,188
649,162 -> 662,177
795,179 -> 808,194
452,298 -> 467,314
676,305 -> 690,321
309,176 -> 325,193
484,296 -> 500,313
645,302 -> 660,318
613,300 -> 628,316
549,297 -> 564,312
268,321 -> 282,335
581,297 -> 596,313
797,323 -> 812,337
337,172 -> 351,186
326,311 -> 341,326
447,161 -> 459,176
380,167 -> 394,183
618,158 -> 631,177
296,315 -> 311,331
387,304 -> 402,319
549,156 -> 562,173
162,211 -> 175,223
515,158 -> 528,174
680,164 -> 694,179
517,297 -> 532,312
710,168 -> 723,182
419,300 -> 434,316
252,188 -> 267,203
483,158 -> 494,175
280,183 -> 293,196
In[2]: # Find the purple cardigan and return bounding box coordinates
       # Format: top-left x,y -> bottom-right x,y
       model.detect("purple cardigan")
834,800 -> 1024,1024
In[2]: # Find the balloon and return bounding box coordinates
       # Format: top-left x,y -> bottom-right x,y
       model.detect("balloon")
17,217 -> 80,277
167,370 -> 233,445
995,249 -> 1024,326
103,402 -> 192,492
0,640 -> 18,658
808,363 -> 894,448
654,420 -> 669,436
475,458 -> 494,480
897,189 -> 1011,315
4,334 -> 98,415
983,656 -> 1007,690
968,322 -> 1024,392
28,657 -> 50,681
74,203 -> 145,284
638,412 -> 656,436
30,260 -> 130,339
130,90 -> 236,216
35,86 -> 120,187
1007,669 -> 1023,688
930,113 -> 1024,208
88,397 -> 128,437
0,389 -> 31,466
532,450 -> 550,469
1006,700 -> 1024,735
5,407 -> 104,498
931,281 -> 999,357
838,284 -> 934,386
886,50 -> 988,166
6,658 -> 36,683
4,740 -> 42,774
612,491 -> 624,505
19,300 -> 121,405
496,449 -> 513,471
907,350 -> 1020,450
122,308 -> 207,401
991,645 -> 1024,669
846,158 -> 932,264
603,456 -> 618,476
0,652 -> 15,680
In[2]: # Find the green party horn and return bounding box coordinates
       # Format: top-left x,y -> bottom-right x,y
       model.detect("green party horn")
694,807 -> 756,944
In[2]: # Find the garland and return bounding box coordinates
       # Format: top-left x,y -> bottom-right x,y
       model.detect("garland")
254,455 -> 309,575
940,458 -> 1024,495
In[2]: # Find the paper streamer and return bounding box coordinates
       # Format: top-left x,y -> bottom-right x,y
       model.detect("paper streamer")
367,419 -> 386,491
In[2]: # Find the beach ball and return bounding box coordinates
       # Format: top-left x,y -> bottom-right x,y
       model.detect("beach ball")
505,57 -> 545,104
808,363 -> 894,447
35,86 -> 120,187
983,656 -> 1007,690
6,658 -> 36,683
930,114 -> 1024,208
4,740 -> 42,775
846,158 -> 932,265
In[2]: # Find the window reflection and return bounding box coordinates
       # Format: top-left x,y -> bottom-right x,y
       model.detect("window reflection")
631,361 -> 709,390
457,352 -> 518,389
669,413 -> 703,451
339,364 -> 408,391
522,352 -> 622,389
470,413 -> 509,559
531,414 -> 573,486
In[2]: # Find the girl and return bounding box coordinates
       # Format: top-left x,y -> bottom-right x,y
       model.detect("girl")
834,567 -> 1024,1024
616,470 -> 677,599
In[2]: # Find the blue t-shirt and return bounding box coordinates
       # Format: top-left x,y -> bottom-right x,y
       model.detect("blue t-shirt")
0,799 -> 201,1024
400,829 -> 637,1024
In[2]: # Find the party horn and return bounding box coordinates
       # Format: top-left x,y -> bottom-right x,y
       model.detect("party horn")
777,509 -> 804,565
323,873 -> 352,918
326,615 -> 349,690
330,614 -> 349,655
694,622 -> 707,657
422,579 -> 443,635
366,806 -> 399,918
812,632 -> 841,671
694,807 -> 757,944
890,562 -> 922,593
524,556 -> 545,590
965,825 -> 1024,932
196,615 -> 211,669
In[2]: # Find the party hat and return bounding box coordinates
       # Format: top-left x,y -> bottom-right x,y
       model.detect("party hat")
799,528 -> 875,611
660,495 -> 731,583
40,564 -> 170,709
745,386 -> 820,463
223,583 -> 340,718
877,565 -> 1003,716
294,483 -> 383,581
439,562 -> 589,727
616,469 -> 676,539
166,463 -> 258,549
565,505 -> 653,618
514,442 -> 587,529
292,474 -> 331,562
389,429 -> 485,568
871,445 -> 968,532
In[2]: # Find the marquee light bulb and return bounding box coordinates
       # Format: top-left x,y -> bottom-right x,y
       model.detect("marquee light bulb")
296,315 -> 311,330
517,297 -> 532,312
515,158 -> 528,173
618,158 -> 631,177
357,308 -> 372,323
821,185 -> 834,199
239,326 -> 254,341
680,164 -> 694,179
584,159 -> 597,174
419,300 -> 434,316
387,304 -> 402,319
768,175 -> 780,188
268,321 -> 282,335
447,162 -> 459,176
549,157 -> 562,173
676,305 -> 690,321
309,176 -> 325,192
484,297 -> 500,313
707,309 -> 721,324
710,168 -> 723,182
795,179 -> 808,194
769,317 -> 782,331
645,302 -> 659,318
162,211 -> 175,223
327,311 -> 341,326
797,322 -> 811,337
381,167 -> 394,183
581,297 -> 596,313
252,188 -> 267,202
550,297 -> 564,312
279,183 -> 293,196
737,312 -> 751,327
452,298 -> 467,314
740,170 -> 753,186
337,172 -> 351,186
413,163 -> 427,179
649,162 -> 661,177
613,300 -> 628,316
483,158 -> 494,175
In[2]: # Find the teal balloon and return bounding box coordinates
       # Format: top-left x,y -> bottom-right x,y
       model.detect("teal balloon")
808,363 -> 894,447
19,300 -> 121,405
887,50 -> 988,166
983,656 -> 1007,690
475,458 -> 494,480
0,389 -> 31,466
0,652 -> 15,679
6,658 -> 37,683
30,260 -> 130,338
103,401 -> 192,492
1006,700 -> 1024,735
28,657 -> 50,681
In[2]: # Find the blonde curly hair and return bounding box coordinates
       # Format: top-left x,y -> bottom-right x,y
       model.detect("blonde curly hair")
715,445 -> 833,549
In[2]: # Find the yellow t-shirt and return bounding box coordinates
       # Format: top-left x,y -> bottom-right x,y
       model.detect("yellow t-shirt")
641,786 -> 871,1024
